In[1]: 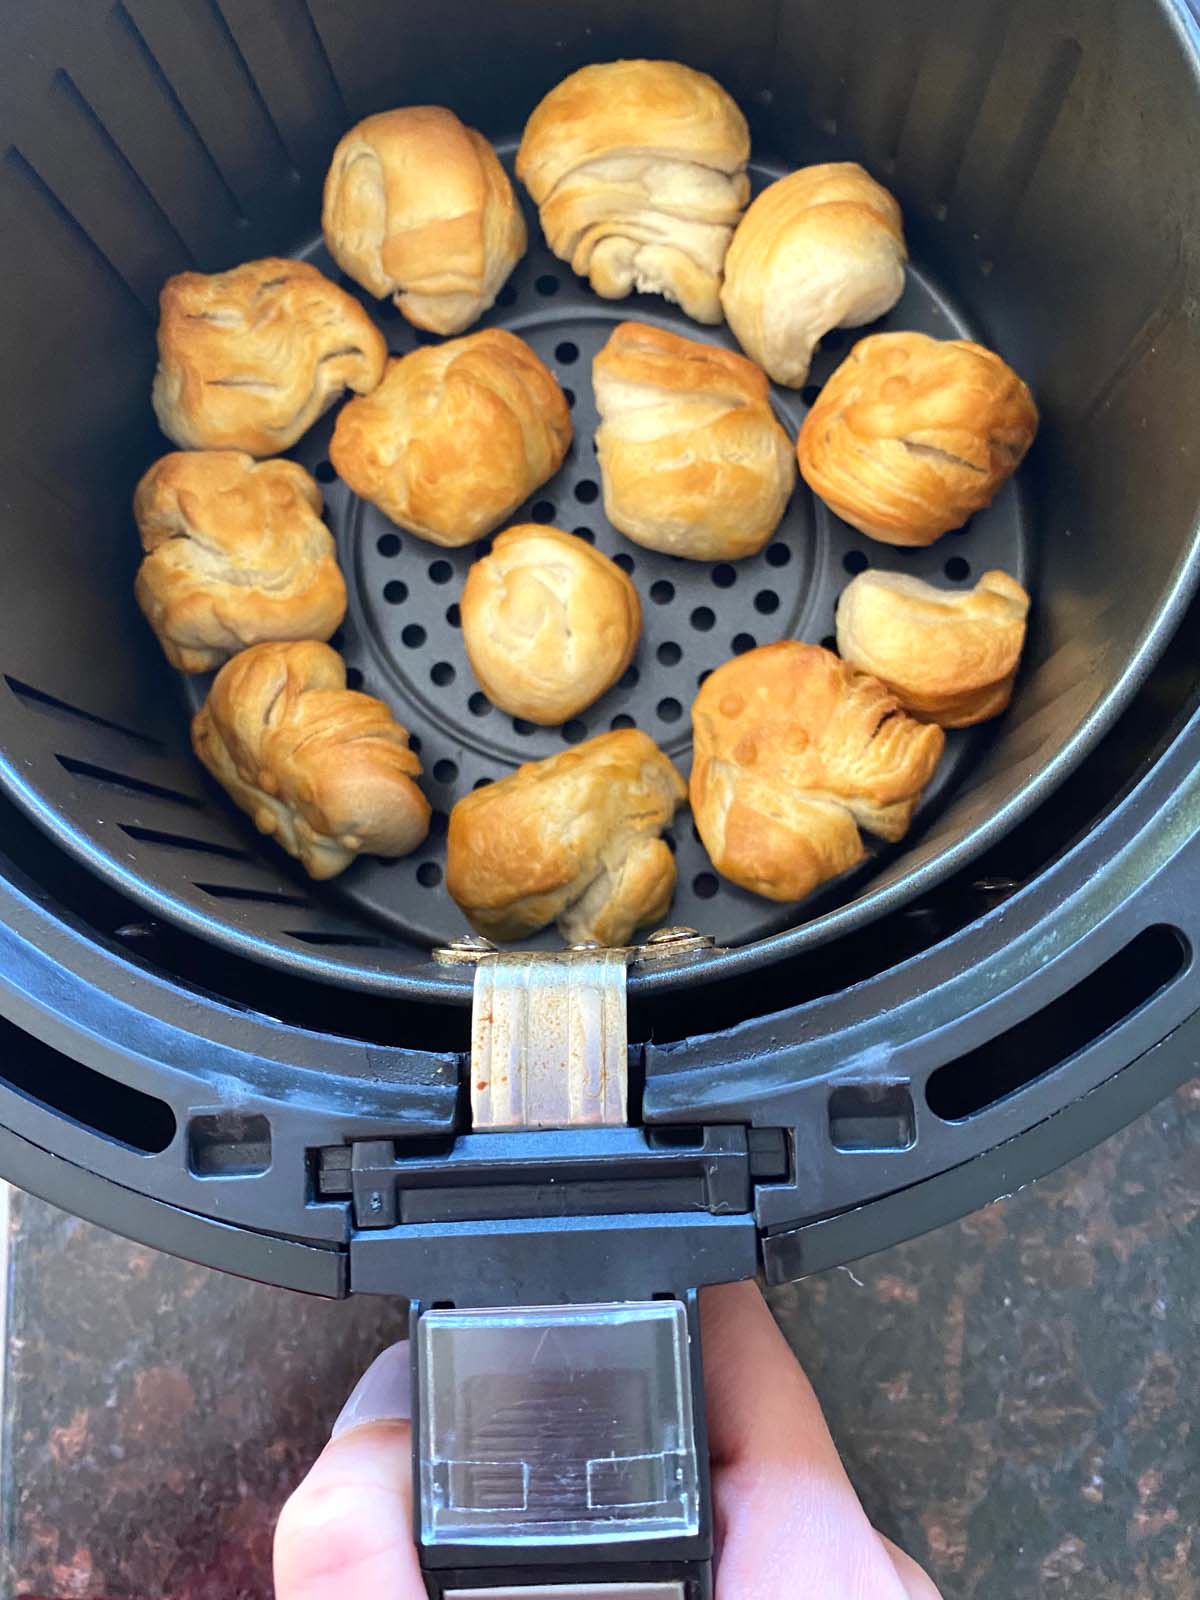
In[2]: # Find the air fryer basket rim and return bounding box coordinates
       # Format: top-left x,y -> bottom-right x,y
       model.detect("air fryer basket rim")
0,0 -> 1198,1004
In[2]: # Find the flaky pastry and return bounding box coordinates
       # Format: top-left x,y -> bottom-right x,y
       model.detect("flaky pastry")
322,106 -> 526,334
798,332 -> 1038,545
446,729 -> 686,944
593,322 -> 794,560
330,329 -> 571,547
192,641 -> 429,879
134,451 -> 346,673
690,641 -> 944,901
152,258 -> 386,455
836,568 -> 1030,727
462,524 -> 641,722
516,59 -> 749,323
721,162 -> 906,387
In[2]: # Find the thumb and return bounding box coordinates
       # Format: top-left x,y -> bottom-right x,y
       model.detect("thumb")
274,1341 -> 426,1599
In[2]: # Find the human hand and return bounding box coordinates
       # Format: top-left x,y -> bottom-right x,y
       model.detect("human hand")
274,1280 -> 940,1598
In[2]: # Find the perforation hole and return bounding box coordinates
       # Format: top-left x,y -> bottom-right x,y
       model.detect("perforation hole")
377,533 -> 402,557
843,550 -> 870,575
754,590 -> 780,615
315,460 -> 336,484
430,809 -> 449,837
495,283 -> 518,308
402,623 -> 426,648
574,479 -> 599,504
944,556 -> 971,581
409,734 -> 422,754
473,776 -> 493,789
693,872 -> 719,899
610,712 -> 636,730
657,697 -> 682,723
535,273 -> 560,295
430,661 -> 455,687
555,340 -> 579,364
697,669 -> 714,687
429,559 -> 454,584
732,632 -> 757,654
474,538 -> 494,561
619,665 -> 640,690
513,717 -> 536,736
712,564 -> 737,589
563,387 -> 576,408
690,606 -> 715,632
468,692 -> 492,717
613,553 -> 635,574
765,543 -> 791,568
657,641 -> 682,666
650,580 -> 675,605
531,499 -> 556,523
417,861 -> 443,887
573,525 -> 596,544
433,759 -> 458,784
562,719 -> 587,743
445,603 -> 461,628
384,580 -> 408,605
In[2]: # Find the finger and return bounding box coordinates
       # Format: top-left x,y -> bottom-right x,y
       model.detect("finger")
274,1341 -> 425,1600
701,1281 -> 912,1600
879,1532 -> 943,1600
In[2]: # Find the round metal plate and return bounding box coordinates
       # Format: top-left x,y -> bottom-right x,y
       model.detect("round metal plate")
178,159 -> 1028,952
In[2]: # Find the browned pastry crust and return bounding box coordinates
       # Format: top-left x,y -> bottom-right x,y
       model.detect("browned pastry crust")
516,59 -> 750,323
593,321 -> 795,560
461,524 -> 641,723
721,162 -> 906,387
192,640 -> 429,880
322,106 -> 526,334
152,258 -> 387,455
690,641 -> 945,901
797,332 -> 1038,546
446,729 -> 686,944
329,329 -> 572,546
133,451 -> 346,673
837,568 -> 1030,727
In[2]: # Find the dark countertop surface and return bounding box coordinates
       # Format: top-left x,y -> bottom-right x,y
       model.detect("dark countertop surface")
2,1079 -> 1198,1600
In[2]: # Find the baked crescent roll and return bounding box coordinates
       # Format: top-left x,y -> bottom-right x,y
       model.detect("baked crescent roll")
837,568 -> 1030,727
462,524 -> 641,723
721,162 -> 906,387
690,641 -> 944,902
192,640 -> 429,880
322,106 -> 526,335
516,59 -> 750,324
152,258 -> 386,455
134,452 -> 346,673
593,322 -> 795,560
798,332 -> 1038,546
330,329 -> 572,547
446,729 -> 686,944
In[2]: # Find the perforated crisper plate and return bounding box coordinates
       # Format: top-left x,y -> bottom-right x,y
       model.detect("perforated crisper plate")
178,157 -> 1029,953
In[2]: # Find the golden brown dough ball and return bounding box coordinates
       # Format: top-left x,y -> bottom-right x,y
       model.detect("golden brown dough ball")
462,524 -> 641,723
797,331 -> 1038,546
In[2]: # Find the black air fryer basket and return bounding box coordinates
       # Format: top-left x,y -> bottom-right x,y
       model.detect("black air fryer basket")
3,1 -> 1200,1594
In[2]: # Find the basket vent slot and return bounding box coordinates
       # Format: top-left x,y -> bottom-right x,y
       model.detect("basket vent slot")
119,823 -> 254,862
56,754 -> 206,809
927,925 -> 1188,1120
194,882 -> 311,908
0,1014 -> 176,1154
5,674 -> 162,748
188,1111 -> 271,1177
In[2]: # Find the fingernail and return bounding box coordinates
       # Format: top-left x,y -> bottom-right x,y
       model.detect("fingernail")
332,1339 -> 411,1438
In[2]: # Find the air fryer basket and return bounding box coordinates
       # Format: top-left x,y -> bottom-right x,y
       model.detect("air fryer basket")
1,0 -> 1200,1004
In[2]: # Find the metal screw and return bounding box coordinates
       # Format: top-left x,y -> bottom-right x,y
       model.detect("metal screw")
568,939 -> 603,951
432,932 -> 498,965
638,926 -> 718,961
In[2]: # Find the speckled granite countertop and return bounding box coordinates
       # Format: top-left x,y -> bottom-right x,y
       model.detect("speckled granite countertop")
2,1080 -> 1198,1599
